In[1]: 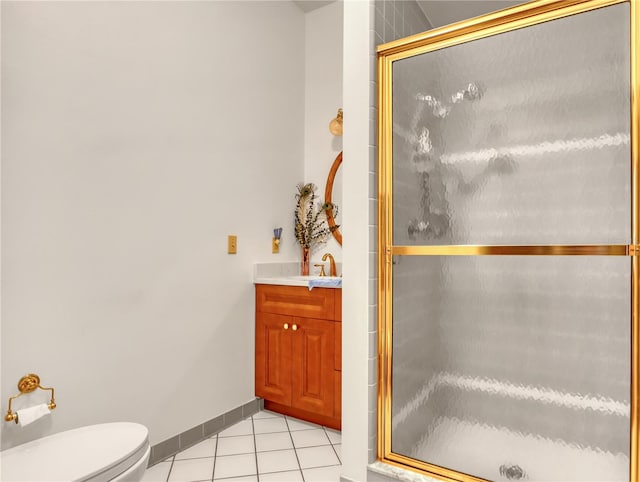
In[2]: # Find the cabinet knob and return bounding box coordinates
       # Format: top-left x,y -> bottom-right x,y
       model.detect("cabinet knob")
292,324 -> 298,331
283,323 -> 289,330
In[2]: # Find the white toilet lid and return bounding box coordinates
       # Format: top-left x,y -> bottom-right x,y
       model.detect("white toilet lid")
0,422 -> 149,481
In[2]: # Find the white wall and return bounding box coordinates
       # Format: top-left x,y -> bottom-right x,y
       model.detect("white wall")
1,1 -> 305,449
303,1 -> 343,265
341,1 -> 374,481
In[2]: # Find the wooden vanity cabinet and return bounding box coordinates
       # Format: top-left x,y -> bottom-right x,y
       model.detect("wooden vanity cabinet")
255,284 -> 341,430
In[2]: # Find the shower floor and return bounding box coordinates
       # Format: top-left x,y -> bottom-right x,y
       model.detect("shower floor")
409,417 -> 628,482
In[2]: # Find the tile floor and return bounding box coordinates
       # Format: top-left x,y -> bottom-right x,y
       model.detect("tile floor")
142,410 -> 342,482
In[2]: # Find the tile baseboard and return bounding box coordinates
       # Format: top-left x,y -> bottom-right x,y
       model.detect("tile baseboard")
147,398 -> 263,466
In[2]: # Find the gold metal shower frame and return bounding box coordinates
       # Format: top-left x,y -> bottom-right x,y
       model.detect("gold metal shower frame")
376,1 -> 640,481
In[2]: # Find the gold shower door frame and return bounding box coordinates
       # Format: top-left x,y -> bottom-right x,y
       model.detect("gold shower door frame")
376,1 -> 640,481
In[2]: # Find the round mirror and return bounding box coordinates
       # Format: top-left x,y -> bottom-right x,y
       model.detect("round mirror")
325,151 -> 342,245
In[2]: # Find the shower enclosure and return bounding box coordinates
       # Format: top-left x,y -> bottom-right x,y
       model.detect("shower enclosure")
377,1 -> 638,481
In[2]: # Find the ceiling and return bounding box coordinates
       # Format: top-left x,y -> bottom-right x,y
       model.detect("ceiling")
292,0 -> 336,13
416,1 -> 524,28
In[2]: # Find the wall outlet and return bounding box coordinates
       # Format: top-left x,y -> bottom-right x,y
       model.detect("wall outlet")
228,235 -> 237,254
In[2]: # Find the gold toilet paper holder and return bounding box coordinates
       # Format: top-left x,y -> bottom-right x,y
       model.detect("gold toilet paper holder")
5,374 -> 56,423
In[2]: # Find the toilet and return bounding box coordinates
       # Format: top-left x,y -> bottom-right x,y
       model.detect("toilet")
0,422 -> 150,482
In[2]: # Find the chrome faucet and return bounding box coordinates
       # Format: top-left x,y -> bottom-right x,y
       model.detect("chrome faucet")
322,253 -> 337,277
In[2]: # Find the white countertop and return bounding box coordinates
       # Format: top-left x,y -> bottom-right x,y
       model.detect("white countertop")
253,275 -> 310,287
253,262 -> 342,288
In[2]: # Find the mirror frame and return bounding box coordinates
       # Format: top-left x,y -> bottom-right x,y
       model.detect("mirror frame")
325,151 -> 342,245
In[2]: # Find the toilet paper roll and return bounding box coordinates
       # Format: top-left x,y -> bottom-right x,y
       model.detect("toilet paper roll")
16,404 -> 50,427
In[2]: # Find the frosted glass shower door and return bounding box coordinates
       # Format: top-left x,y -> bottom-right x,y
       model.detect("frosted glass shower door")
378,2 -> 636,482
391,255 -> 630,481
391,4 -> 630,248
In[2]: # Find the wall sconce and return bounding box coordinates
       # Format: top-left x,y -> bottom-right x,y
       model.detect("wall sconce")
329,108 -> 343,136
272,227 -> 283,254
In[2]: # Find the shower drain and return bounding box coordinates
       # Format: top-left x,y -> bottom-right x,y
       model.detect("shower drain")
499,464 -> 526,480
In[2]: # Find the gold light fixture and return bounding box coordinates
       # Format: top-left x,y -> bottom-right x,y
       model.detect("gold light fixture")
329,108 -> 343,136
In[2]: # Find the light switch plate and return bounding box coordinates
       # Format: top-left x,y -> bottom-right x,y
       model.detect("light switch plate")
228,235 -> 237,254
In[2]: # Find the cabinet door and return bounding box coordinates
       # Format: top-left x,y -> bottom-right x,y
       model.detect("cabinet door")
334,370 -> 341,420
256,312 -> 292,405
291,318 -> 335,417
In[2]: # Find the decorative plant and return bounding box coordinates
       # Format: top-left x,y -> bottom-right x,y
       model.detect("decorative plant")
294,182 -> 339,251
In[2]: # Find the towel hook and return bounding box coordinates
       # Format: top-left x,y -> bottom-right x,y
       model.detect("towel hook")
5,374 -> 56,423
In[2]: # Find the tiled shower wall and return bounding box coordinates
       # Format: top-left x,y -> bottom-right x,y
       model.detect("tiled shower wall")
370,0 -> 432,464
374,1 -> 432,44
